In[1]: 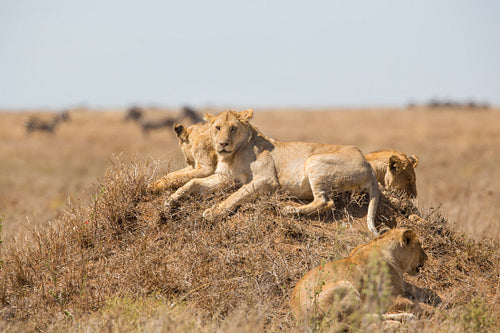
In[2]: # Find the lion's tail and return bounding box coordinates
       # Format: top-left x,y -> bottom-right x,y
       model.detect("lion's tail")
366,175 -> 380,236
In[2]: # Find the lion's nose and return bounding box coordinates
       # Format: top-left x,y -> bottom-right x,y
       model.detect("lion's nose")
220,142 -> 229,148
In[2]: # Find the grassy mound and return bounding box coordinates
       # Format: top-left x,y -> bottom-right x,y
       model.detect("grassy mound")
0,157 -> 498,332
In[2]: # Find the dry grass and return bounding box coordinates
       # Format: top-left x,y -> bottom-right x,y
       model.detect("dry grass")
0,108 -> 499,332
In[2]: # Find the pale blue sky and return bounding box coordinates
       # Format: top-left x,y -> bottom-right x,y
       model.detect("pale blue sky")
1,0 -> 499,109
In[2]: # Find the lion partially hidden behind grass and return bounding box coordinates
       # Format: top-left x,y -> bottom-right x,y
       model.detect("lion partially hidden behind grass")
290,228 -> 441,329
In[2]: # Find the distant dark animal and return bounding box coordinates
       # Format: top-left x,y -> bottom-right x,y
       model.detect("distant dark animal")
126,106 -> 198,136
180,106 -> 204,124
466,101 -> 490,110
139,117 -> 177,136
59,110 -> 71,121
25,111 -> 70,134
425,99 -> 490,110
124,106 -> 144,122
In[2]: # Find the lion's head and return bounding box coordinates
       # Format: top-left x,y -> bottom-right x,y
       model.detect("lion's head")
204,109 -> 254,159
385,154 -> 419,198
377,228 -> 427,276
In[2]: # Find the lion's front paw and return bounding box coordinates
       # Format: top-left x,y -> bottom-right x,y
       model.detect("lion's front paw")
148,179 -> 167,194
164,197 -> 180,211
202,206 -> 228,221
282,206 -> 299,216
202,207 -> 218,220
408,214 -> 424,223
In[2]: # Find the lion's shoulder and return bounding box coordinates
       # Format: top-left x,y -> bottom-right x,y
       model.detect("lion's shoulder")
186,122 -> 210,143
365,150 -> 401,160
365,150 -> 417,167
187,123 -> 217,163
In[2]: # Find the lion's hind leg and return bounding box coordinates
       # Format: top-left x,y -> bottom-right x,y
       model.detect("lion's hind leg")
282,155 -> 337,216
316,281 -> 362,321
282,198 -> 333,216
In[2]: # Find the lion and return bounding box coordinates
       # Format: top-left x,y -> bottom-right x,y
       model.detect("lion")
365,150 -> 419,198
290,228 -> 440,326
168,109 -> 381,235
147,122 -> 217,193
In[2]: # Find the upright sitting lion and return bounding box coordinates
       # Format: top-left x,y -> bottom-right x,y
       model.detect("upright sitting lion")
148,122 -> 217,192
365,150 -> 419,197
168,109 -> 381,235
290,228 -> 440,325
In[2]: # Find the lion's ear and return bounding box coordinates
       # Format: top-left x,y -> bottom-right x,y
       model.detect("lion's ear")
388,155 -> 403,174
238,109 -> 253,121
205,113 -> 217,124
174,123 -> 188,141
408,155 -> 419,168
402,229 -> 415,246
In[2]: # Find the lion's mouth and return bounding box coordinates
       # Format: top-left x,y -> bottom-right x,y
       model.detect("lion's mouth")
218,148 -> 232,154
416,265 -> 423,273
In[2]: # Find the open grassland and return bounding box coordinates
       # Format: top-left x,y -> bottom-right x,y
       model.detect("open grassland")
0,107 -> 499,332
0,107 -> 498,241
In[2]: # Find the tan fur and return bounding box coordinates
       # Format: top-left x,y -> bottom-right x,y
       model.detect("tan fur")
365,150 -> 419,197
148,122 -> 217,192
169,109 -> 380,235
290,228 -> 434,323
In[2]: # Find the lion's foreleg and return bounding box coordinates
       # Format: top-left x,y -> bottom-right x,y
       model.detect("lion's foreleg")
402,281 -> 441,307
166,164 -> 215,189
204,176 -> 278,219
169,174 -> 226,202
148,166 -> 196,193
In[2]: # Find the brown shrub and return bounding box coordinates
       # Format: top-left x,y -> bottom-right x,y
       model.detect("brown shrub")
0,157 -> 498,332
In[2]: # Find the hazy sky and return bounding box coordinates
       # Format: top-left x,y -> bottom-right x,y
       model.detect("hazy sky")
1,0 -> 499,109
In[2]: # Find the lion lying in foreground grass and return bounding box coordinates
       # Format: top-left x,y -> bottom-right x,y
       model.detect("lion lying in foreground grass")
167,109 -> 381,235
290,227 -> 440,328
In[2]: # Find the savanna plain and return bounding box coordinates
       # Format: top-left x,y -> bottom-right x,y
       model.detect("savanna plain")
0,107 -> 499,332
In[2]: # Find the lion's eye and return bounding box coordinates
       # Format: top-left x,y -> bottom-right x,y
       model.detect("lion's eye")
230,126 -> 237,133
215,126 -> 220,131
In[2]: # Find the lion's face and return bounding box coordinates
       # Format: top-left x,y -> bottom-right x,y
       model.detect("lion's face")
205,110 -> 253,158
389,228 -> 427,276
385,154 -> 419,198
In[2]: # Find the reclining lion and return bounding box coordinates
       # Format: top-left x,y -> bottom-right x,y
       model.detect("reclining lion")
365,150 -> 419,198
147,122 -> 217,192
290,228 -> 440,326
168,109 -> 381,235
